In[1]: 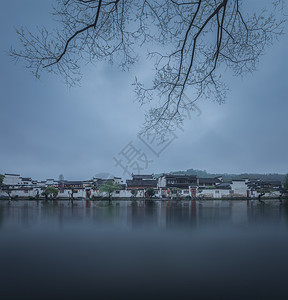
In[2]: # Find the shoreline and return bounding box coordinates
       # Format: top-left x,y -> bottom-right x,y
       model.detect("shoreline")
1,196 -> 286,201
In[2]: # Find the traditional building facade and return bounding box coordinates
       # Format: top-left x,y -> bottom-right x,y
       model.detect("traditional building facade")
0,172 -> 284,199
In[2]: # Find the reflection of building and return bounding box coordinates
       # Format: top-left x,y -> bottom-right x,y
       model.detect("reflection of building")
165,201 -> 198,229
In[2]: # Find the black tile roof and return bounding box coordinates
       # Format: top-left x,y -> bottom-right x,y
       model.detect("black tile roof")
216,183 -> 231,189
22,178 -> 32,181
4,173 -> 20,176
132,174 -> 155,180
198,177 -> 221,184
165,174 -> 197,179
126,179 -> 157,188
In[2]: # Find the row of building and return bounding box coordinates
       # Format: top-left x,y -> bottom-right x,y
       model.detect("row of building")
0,173 -> 284,199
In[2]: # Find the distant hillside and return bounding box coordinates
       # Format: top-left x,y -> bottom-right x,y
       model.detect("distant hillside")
169,168 -> 286,182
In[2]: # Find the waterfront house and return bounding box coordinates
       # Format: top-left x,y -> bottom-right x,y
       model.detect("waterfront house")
126,174 -> 158,197
126,174 -> 157,189
230,179 -> 249,197
3,173 -> 22,186
197,182 -> 232,198
198,177 -> 222,188
246,179 -> 282,198
21,177 -> 33,185
158,174 -> 198,197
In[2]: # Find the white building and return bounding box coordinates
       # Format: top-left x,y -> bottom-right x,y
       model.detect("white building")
197,188 -> 231,199
45,179 -> 57,186
230,180 -> 248,197
21,177 -> 33,185
3,173 -> 22,186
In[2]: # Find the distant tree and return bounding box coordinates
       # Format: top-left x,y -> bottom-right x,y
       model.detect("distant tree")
257,190 -> 266,203
10,0 -> 287,135
146,188 -> 155,198
89,181 -> 99,191
99,180 -> 121,204
5,189 -> 12,200
35,189 -> 40,200
0,175 -> 9,199
42,186 -> 59,199
68,187 -> 78,205
58,174 -> 64,182
130,189 -> 137,198
284,174 -> 288,190
68,188 -> 78,200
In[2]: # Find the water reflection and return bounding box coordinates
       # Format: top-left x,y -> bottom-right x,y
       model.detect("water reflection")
1,199 -> 287,231
0,199 -> 288,300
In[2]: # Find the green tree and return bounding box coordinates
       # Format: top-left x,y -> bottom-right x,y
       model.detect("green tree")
99,180 -> 121,204
0,174 -> 5,198
42,186 -> 59,199
284,174 -> 288,190
146,188 -> 155,198
10,0 -> 286,134
69,188 -> 78,200
130,189 -> 137,198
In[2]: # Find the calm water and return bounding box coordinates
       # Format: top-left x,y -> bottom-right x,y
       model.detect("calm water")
1,199 -> 288,300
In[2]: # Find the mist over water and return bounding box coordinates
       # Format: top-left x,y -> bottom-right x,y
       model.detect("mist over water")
1,200 -> 288,300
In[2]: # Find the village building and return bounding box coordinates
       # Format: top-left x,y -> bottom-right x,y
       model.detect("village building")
45,179 -> 57,186
230,179 -> 249,197
126,174 -> 158,197
0,172 -> 285,200
198,177 -> 222,188
3,173 -> 22,186
198,182 -> 232,198
246,179 -> 282,198
21,177 -> 32,185
158,174 -> 198,198
126,174 -> 157,189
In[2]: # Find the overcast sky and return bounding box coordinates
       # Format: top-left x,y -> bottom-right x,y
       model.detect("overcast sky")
0,1 -> 288,181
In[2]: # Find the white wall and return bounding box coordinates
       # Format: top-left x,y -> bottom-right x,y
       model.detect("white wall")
3,174 -> 21,186
158,177 -> 166,188
230,181 -> 248,196
198,189 -> 231,199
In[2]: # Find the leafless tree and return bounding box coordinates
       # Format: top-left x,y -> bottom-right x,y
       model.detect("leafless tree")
10,0 -> 287,135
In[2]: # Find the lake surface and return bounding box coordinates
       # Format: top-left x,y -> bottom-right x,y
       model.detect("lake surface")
1,199 -> 288,300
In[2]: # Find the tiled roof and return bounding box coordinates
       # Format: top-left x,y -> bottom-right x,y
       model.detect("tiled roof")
126,179 -> 157,188
198,177 -> 221,184
216,183 -> 231,189
4,173 -> 20,176
165,174 -> 197,178
22,178 -> 32,181
132,174 -> 155,180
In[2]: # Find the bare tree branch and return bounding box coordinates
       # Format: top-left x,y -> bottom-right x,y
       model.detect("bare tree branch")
10,0 -> 287,136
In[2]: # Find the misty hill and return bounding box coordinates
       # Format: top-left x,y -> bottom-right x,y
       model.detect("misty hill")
169,168 -> 286,182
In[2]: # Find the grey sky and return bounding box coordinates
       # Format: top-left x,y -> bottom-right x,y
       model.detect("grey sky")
0,1 -> 287,181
